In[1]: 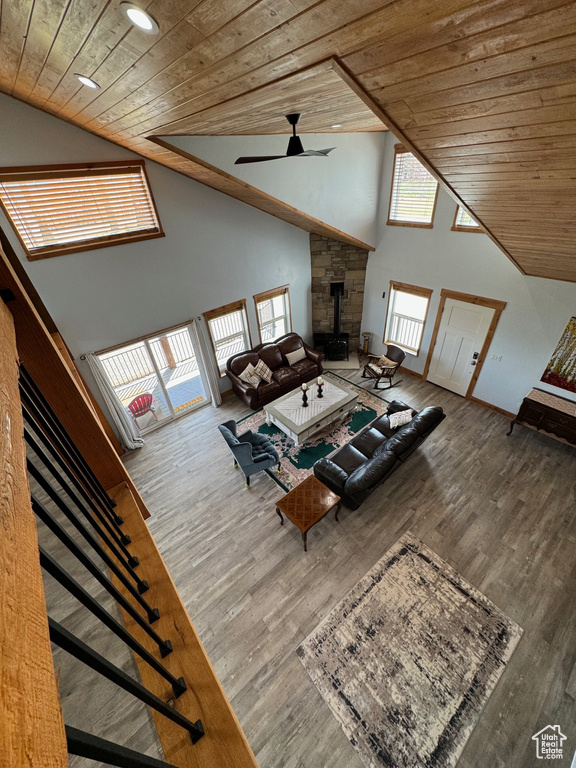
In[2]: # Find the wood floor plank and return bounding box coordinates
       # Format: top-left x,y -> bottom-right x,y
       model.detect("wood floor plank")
116,370 -> 576,768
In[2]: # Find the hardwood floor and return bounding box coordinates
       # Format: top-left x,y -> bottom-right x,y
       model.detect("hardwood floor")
119,370 -> 576,768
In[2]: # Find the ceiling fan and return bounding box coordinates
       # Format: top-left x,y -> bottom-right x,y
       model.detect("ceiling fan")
234,113 -> 336,164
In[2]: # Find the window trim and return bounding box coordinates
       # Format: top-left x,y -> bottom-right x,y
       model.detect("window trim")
203,299 -> 252,377
387,144 -> 439,229
451,205 -> 483,233
0,160 -> 164,261
253,284 -> 292,344
383,280 -> 433,356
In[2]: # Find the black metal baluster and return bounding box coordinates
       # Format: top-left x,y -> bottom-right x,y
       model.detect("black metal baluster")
50,620 -> 204,744
22,402 -> 132,547
32,498 -> 169,650
28,460 -> 149,597
19,382 -> 125,530
66,726 -> 179,768
19,365 -> 121,519
25,427 -> 139,573
39,548 -> 186,697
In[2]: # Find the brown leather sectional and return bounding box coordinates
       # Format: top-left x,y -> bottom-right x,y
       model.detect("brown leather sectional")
314,400 -> 446,509
225,332 -> 325,410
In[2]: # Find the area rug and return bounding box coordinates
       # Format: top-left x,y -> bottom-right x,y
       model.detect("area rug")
297,532 -> 523,768
236,372 -> 388,492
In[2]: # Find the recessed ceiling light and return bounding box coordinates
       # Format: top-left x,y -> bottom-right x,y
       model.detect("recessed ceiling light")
331,124 -> 342,129
120,2 -> 159,34
75,74 -> 100,89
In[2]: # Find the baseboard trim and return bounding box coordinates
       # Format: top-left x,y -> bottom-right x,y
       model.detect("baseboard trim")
221,388 -> 236,400
468,395 -> 515,420
399,365 -> 423,379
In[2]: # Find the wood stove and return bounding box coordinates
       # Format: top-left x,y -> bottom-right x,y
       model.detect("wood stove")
322,283 -> 349,361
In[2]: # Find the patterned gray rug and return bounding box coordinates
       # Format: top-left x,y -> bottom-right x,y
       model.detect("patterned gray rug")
297,532 -> 523,768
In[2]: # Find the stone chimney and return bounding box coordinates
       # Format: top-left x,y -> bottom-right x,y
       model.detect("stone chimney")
310,234 -> 369,349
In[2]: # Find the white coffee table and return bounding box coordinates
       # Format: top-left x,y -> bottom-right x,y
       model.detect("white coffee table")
264,379 -> 357,446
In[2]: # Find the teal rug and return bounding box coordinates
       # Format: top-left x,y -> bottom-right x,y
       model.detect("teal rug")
237,372 -> 389,492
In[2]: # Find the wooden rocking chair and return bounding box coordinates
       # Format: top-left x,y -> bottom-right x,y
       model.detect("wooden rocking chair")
361,344 -> 406,389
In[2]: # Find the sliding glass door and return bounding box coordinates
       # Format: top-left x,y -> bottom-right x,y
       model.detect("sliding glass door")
99,324 -> 209,434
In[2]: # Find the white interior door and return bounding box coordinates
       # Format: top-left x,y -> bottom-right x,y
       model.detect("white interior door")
426,298 -> 494,396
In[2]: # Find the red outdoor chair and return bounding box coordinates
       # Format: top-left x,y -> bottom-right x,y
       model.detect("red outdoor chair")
128,393 -> 158,422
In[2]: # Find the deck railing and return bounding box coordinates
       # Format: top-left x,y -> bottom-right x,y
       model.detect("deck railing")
208,312 -> 248,369
102,345 -> 153,387
101,329 -> 197,388
389,312 -> 423,352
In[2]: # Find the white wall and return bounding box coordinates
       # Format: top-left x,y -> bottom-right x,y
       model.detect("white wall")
164,132 -> 385,246
0,93 -> 313,402
363,132 -> 576,414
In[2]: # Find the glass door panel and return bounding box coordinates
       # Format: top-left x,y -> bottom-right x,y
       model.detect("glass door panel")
99,342 -> 172,434
147,327 -> 209,417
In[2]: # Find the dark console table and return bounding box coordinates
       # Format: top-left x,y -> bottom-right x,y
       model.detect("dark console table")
507,388 -> 576,445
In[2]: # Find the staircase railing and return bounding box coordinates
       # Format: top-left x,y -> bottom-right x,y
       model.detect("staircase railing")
1,237 -> 259,767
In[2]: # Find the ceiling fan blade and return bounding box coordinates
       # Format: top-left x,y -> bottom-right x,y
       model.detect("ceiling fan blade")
298,147 -> 336,157
234,155 -> 287,164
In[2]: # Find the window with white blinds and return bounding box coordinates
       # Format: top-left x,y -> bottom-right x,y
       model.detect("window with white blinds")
387,146 -> 439,227
0,161 -> 163,260
452,205 -> 481,232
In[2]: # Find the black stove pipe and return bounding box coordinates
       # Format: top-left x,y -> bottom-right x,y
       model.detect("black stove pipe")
330,282 -> 344,338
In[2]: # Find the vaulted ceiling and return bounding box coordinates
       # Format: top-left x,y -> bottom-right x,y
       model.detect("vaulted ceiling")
1,0 -> 575,281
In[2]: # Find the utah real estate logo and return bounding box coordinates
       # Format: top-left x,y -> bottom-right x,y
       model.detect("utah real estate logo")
532,725 -> 567,760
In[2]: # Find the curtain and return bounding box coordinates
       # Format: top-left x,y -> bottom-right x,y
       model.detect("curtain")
85,353 -> 144,451
190,317 -> 222,406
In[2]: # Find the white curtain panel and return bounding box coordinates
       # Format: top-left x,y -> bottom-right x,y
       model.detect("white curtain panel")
85,352 -> 144,451
190,318 -> 222,406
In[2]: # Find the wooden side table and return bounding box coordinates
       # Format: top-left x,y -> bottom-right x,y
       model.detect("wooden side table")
275,475 -> 341,551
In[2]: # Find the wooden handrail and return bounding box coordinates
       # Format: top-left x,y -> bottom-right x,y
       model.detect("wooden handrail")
0,299 -> 67,767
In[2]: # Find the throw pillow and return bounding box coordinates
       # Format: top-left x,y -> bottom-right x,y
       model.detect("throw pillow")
378,354 -> 398,368
285,347 -> 306,365
388,409 -> 413,429
254,359 -> 273,383
238,362 -> 262,389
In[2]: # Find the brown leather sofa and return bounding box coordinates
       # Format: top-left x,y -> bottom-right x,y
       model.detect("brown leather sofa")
225,332 -> 325,410
314,400 -> 445,509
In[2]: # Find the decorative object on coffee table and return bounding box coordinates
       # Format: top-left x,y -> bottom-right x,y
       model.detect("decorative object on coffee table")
297,531 -> 523,768
301,382 -> 308,407
316,376 -> 324,398
275,475 -> 341,551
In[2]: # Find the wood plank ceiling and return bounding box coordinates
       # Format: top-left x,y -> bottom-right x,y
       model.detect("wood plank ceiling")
1,0 -> 575,281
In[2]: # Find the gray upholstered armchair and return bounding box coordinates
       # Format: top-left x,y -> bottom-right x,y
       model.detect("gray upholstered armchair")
218,420 -> 281,487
